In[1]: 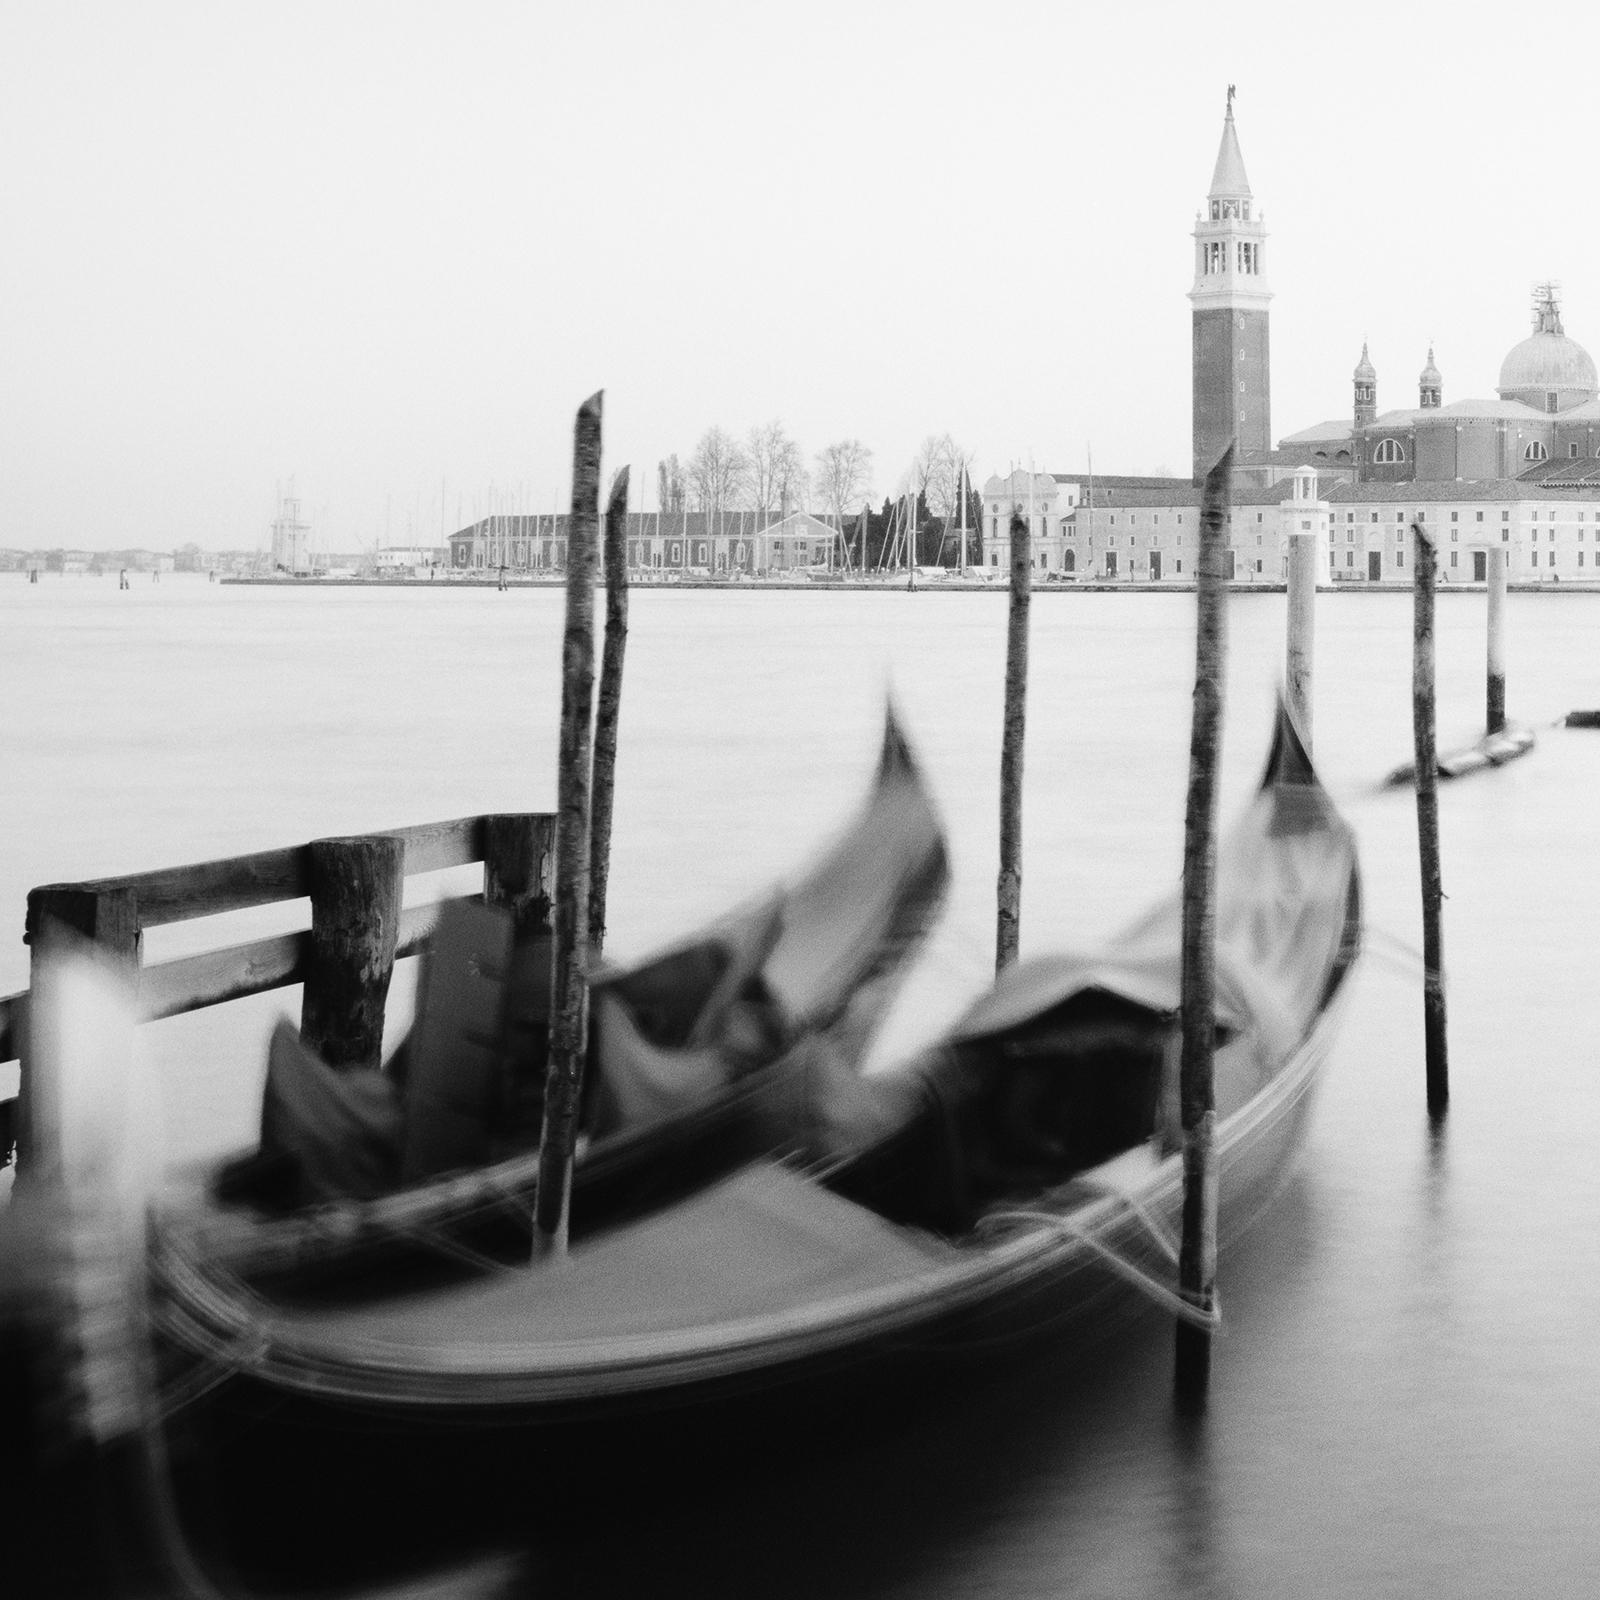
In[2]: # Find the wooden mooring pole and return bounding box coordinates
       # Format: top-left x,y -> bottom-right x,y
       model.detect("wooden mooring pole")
534,392 -> 603,1255
300,836 -> 405,1073
996,509 -> 1030,971
1412,522 -> 1449,1116
1286,529 -> 1317,747
1175,444 -> 1231,1409
588,466 -> 631,956
1486,544 -> 1506,736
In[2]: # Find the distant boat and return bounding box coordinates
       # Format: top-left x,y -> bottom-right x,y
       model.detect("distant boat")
1384,721 -> 1535,786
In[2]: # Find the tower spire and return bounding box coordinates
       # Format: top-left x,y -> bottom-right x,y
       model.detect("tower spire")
1209,88 -> 1252,200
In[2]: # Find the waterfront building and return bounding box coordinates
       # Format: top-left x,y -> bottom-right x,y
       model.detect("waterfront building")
373,547 -> 446,575
979,463 -> 1600,584
446,510 -> 842,577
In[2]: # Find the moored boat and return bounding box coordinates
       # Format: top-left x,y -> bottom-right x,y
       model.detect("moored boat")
147,700 -> 1360,1438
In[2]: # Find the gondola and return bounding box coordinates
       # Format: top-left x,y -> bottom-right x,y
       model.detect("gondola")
146,699 -> 1359,1441
3,709 -> 951,1589
182,705 -> 950,1277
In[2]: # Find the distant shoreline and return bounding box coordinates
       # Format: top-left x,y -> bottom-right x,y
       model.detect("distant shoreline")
216,575 -> 1600,596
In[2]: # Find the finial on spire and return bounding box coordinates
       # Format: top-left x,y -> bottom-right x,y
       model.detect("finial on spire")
1227,83 -> 1236,114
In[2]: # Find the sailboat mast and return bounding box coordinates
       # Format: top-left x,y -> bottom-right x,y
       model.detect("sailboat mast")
959,461 -> 968,574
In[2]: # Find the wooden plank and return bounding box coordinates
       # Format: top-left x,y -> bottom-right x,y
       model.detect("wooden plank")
9,902 -> 456,1053
392,816 -> 486,876
29,848 -> 308,929
21,817 -> 489,933
137,933 -> 306,1020
118,902 -> 452,1025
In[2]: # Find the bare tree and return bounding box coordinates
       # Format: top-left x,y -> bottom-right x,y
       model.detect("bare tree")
776,446 -> 808,520
656,455 -> 686,514
909,433 -> 972,526
746,421 -> 807,520
813,439 -> 874,532
687,428 -> 749,521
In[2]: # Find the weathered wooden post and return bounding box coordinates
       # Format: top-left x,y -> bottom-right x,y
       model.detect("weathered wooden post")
996,508 -> 1030,971
1412,522 -> 1449,1115
1175,444 -> 1232,1409
300,835 -> 404,1073
20,885 -> 143,1174
1486,544 -> 1507,735
12,947 -> 200,1598
484,812 -> 556,1152
1286,529 -> 1317,747
588,466 -> 631,955
483,814 -> 555,936
534,392 -> 603,1255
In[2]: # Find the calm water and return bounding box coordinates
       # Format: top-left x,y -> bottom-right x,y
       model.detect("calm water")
4,574 -> 1599,1595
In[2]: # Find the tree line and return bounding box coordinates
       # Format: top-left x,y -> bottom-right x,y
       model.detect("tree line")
656,425 -> 985,569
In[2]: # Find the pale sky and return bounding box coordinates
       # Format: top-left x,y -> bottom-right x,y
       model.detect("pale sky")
5,0 -> 1600,553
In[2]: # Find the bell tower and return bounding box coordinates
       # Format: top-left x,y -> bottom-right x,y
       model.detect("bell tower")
1353,343 -> 1377,429
1190,88 -> 1272,483
1419,347 -> 1442,409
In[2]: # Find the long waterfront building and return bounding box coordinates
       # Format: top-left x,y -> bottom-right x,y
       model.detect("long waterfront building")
446,509 -> 844,577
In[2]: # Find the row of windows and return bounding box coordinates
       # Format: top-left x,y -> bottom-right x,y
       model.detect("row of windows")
990,504 -> 1600,542
1369,437 -> 1600,466
1328,547 -> 1588,571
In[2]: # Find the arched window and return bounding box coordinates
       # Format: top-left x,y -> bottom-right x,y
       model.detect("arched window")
1372,439 -> 1406,465
1524,440 -> 1549,463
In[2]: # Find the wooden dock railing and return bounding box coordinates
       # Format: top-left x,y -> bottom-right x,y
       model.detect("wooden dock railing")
0,813 -> 555,1170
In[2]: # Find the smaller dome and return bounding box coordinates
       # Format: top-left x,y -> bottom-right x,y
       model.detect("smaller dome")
1353,341 -> 1376,383
1420,346 -> 1441,386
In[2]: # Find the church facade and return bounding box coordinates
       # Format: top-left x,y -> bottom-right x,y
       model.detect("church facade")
1282,284 -> 1600,487
981,96 -> 1600,584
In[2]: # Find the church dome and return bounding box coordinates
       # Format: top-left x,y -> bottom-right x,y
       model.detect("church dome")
1498,330 -> 1596,395
1419,347 -> 1441,386
1353,342 -> 1376,383
1497,289 -> 1597,408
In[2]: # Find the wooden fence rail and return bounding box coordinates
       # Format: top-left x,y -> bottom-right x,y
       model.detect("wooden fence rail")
0,814 -> 555,1166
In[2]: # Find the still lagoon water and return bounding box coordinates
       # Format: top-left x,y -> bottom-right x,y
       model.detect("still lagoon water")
3,574 -> 1599,1596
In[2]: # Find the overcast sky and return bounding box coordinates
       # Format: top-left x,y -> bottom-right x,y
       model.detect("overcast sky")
5,1 -> 1600,553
